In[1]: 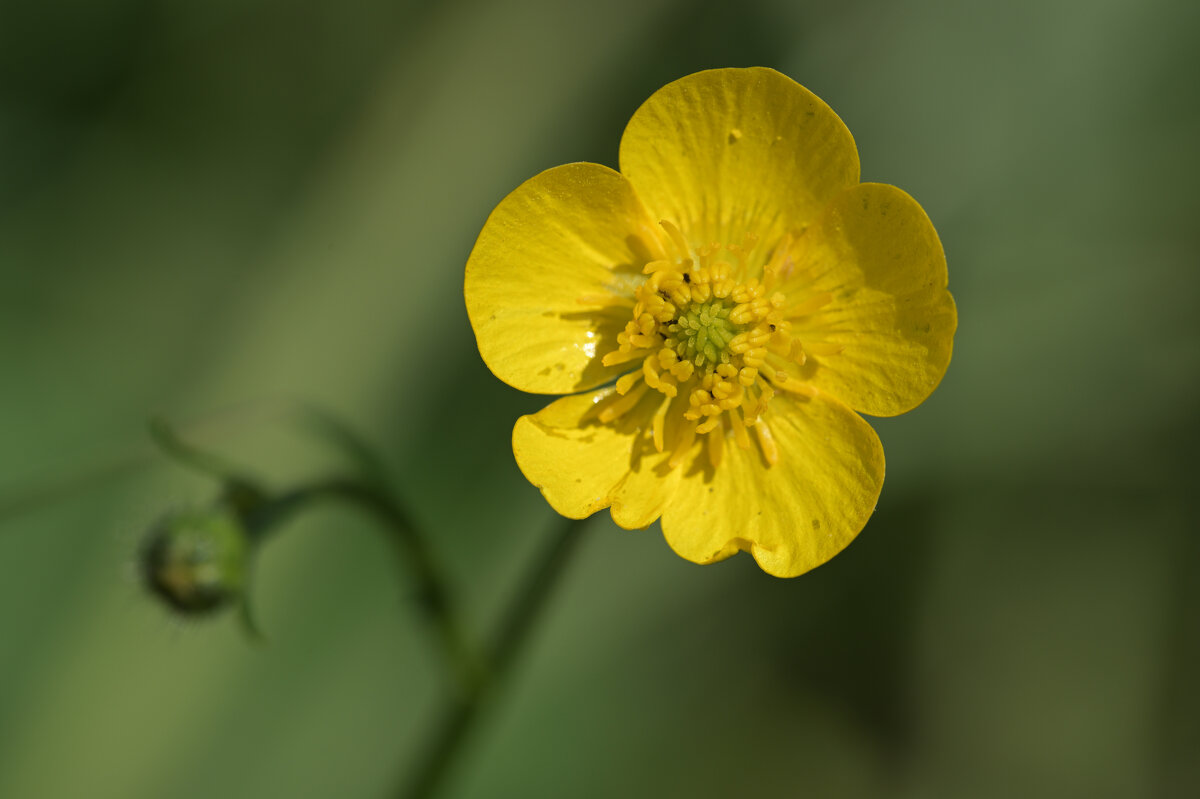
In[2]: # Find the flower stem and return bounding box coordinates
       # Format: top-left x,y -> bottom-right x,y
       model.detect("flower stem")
253,479 -> 480,696
396,514 -> 588,799
149,417 -> 260,487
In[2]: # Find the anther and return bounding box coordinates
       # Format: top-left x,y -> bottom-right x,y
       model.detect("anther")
594,224 -> 817,471
598,382 -> 650,422
660,219 -> 692,261
755,420 -> 780,466
706,421 -> 725,469
668,421 -> 697,468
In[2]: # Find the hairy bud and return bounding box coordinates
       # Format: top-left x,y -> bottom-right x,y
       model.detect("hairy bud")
141,506 -> 249,615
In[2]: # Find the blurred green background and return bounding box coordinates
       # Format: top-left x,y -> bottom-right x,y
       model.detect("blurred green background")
2,0 -> 1197,796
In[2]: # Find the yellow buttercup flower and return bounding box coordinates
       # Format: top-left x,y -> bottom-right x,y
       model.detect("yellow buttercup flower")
465,67 -> 956,577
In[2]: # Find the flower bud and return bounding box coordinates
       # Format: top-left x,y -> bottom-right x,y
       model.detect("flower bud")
141,505 -> 249,615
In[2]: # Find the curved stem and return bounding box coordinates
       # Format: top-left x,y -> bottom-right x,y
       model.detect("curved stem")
396,514 -> 588,799
255,479 -> 481,697
149,417 -> 260,487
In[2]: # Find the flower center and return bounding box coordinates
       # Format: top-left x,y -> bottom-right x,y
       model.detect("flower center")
672,299 -> 739,367
595,220 -> 838,470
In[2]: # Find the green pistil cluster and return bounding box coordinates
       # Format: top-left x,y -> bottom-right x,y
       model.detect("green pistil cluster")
669,300 -> 742,368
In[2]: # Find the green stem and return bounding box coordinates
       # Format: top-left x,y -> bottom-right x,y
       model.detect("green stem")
396,514 -> 588,799
255,480 -> 480,697
149,417 -> 259,487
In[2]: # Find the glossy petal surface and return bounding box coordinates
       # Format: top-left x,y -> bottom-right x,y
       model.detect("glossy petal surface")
782,183 -> 957,416
619,67 -> 859,250
467,68 -> 955,578
661,392 -> 884,577
512,389 -> 681,529
465,163 -> 658,394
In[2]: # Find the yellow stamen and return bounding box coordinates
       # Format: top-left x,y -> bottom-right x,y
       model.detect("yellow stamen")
615,371 -> 643,395
755,419 -> 779,466
651,399 -> 671,452
706,419 -> 725,469
602,349 -> 648,368
598,382 -> 650,423
804,340 -> 845,356
729,408 -> 752,450
668,418 -> 697,468
659,219 -> 692,261
592,222 -> 844,472
784,291 -> 833,317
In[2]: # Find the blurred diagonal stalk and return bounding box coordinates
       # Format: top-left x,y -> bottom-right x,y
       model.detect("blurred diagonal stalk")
397,514 -> 587,799
142,410 -> 589,796
255,478 -> 482,697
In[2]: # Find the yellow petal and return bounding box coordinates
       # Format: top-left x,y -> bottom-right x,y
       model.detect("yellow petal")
512,389 -> 681,528
660,393 -> 884,578
783,183 -> 957,417
465,163 -> 660,394
619,67 -> 859,252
